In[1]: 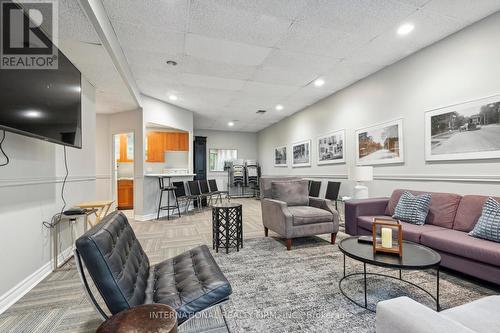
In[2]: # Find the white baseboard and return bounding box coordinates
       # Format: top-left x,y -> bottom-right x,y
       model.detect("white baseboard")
0,246 -> 74,315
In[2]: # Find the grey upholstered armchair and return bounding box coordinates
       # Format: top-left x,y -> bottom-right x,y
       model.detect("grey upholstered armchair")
260,177 -> 339,250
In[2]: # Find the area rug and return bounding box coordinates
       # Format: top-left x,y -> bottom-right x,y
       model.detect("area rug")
197,235 -> 497,333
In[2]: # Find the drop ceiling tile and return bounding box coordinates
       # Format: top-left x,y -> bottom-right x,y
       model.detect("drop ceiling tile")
277,21 -> 369,58
298,0 -> 418,37
182,56 -> 257,80
180,73 -> 246,90
423,0 -> 500,23
57,0 -> 100,43
262,49 -> 340,75
189,0 -> 293,47
185,34 -> 272,66
102,0 -> 189,32
252,66 -> 318,86
211,0 -> 308,20
241,81 -> 300,99
113,21 -> 185,54
346,8 -> 465,67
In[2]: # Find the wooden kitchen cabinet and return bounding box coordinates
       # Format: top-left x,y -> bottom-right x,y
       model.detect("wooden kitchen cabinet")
146,131 -> 189,162
146,132 -> 165,162
117,179 -> 134,210
117,134 -> 133,162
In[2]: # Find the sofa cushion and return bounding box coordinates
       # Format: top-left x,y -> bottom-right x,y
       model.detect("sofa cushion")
442,295 -> 500,333
454,195 -> 500,232
260,177 -> 301,199
271,179 -> 309,206
386,189 -> 461,229
420,229 -> 500,267
357,216 -> 445,243
288,206 -> 333,226
469,198 -> 500,243
392,191 -> 432,225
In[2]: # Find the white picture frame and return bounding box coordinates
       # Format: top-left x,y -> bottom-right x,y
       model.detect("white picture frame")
356,119 -> 404,166
274,145 -> 288,167
292,139 -> 311,167
425,94 -> 500,161
317,129 -> 346,165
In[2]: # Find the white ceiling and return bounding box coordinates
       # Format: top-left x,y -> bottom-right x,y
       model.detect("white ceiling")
63,0 -> 500,130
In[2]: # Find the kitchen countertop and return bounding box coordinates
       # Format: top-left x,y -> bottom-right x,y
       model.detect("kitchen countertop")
144,173 -> 196,177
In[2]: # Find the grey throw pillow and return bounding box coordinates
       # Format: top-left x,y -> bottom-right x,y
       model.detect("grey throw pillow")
392,191 -> 432,225
271,180 -> 309,206
469,197 -> 500,243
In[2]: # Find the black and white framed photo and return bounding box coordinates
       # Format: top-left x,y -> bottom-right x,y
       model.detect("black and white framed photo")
425,95 -> 500,161
292,139 -> 311,167
356,119 -> 404,165
274,145 -> 287,167
317,129 -> 345,165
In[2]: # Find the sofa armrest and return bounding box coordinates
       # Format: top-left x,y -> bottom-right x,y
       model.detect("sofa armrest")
376,297 -> 475,333
344,197 -> 389,235
261,198 -> 293,238
309,197 -> 339,232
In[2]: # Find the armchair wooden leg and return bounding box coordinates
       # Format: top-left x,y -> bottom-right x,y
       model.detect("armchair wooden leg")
286,239 -> 292,251
331,232 -> 337,245
264,227 -> 268,237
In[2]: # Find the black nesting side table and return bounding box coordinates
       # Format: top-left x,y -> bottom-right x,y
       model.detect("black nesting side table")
212,203 -> 243,253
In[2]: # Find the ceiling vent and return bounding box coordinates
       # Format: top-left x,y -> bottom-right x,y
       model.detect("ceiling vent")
256,110 -> 266,114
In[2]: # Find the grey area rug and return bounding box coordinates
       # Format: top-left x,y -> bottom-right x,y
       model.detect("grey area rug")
193,235 -> 496,333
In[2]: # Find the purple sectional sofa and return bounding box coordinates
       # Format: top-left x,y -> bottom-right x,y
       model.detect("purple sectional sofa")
345,189 -> 500,285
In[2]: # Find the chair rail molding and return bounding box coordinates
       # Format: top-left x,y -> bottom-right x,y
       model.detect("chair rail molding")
0,175 -> 97,188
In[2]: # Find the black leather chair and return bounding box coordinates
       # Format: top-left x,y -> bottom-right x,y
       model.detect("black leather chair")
308,180 -> 321,197
75,211 -> 232,324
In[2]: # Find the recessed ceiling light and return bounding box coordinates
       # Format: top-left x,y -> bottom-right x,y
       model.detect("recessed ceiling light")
275,104 -> 284,111
24,110 -> 43,118
166,60 -> 178,66
397,23 -> 414,36
313,78 -> 325,87
168,95 -> 178,101
228,121 -> 235,127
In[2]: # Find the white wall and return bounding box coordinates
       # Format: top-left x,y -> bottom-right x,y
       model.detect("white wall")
194,129 -> 258,189
0,78 -> 96,312
95,110 -> 143,214
258,13 -> 500,198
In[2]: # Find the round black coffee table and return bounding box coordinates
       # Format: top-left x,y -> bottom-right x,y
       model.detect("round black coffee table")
338,236 -> 441,312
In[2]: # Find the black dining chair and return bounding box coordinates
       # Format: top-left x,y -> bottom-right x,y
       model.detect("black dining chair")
199,179 -> 215,206
208,179 -> 229,204
308,180 -> 321,197
325,181 -> 341,209
187,180 -> 203,210
172,181 -> 198,213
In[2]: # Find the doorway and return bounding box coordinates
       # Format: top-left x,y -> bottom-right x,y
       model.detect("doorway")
113,132 -> 134,213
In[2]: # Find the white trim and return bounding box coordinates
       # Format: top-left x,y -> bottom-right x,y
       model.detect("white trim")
374,174 -> 500,183
316,129 -> 346,165
355,118 -> 405,166
0,246 -> 73,315
0,176 -> 96,188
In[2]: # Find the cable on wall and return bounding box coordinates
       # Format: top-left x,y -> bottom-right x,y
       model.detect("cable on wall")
0,130 -> 9,167
42,145 -> 69,228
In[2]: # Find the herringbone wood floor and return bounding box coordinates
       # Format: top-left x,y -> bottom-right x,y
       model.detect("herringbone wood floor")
0,198 -> 292,333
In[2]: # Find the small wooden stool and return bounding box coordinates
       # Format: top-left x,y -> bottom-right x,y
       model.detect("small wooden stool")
96,304 -> 177,333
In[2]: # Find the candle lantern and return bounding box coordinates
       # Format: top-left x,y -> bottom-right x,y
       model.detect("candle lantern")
372,218 -> 403,257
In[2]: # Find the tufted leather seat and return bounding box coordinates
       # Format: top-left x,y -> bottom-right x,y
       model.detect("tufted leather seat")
75,211 -> 232,323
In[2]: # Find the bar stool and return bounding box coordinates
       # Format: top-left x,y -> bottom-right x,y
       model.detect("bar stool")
157,176 -> 180,220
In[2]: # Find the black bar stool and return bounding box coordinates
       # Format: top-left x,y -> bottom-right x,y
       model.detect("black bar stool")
157,176 -> 180,220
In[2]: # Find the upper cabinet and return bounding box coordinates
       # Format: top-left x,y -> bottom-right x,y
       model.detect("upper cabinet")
146,131 -> 189,162
117,133 -> 133,162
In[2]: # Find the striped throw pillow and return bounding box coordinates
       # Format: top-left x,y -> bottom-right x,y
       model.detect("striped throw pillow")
392,191 -> 432,225
469,197 -> 500,243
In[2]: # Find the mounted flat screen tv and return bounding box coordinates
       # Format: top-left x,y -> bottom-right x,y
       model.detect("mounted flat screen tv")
0,45 -> 82,148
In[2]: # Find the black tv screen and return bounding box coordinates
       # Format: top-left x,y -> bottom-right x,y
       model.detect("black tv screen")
0,51 -> 82,148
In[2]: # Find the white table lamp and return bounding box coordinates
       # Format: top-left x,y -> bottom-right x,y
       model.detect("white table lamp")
351,166 -> 373,199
